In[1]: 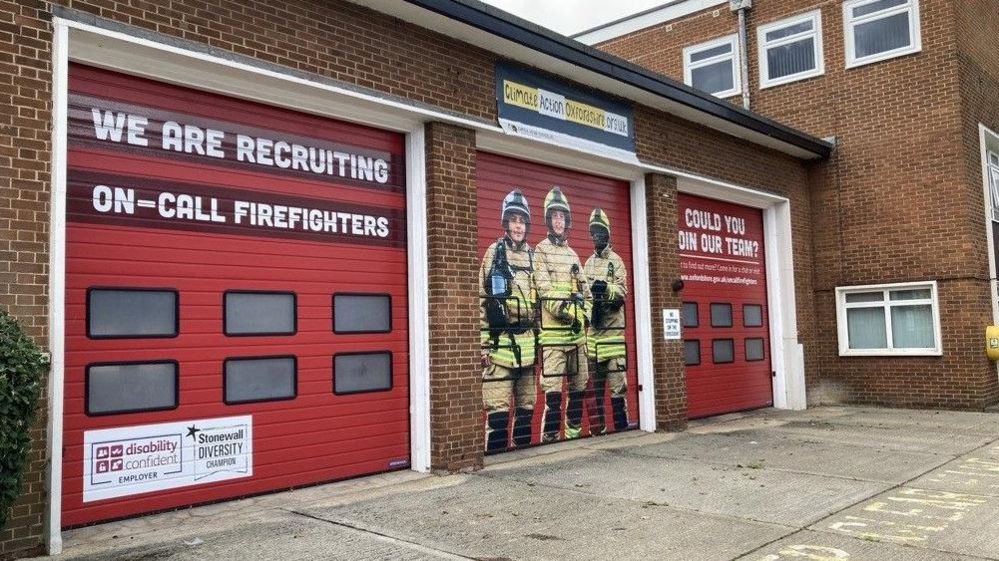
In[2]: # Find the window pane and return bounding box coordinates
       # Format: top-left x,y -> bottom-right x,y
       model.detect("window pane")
682,302 -> 699,327
334,294 -> 391,333
745,338 -> 766,361
743,304 -> 763,327
710,303 -> 733,327
852,0 -> 907,18
891,305 -> 934,348
684,340 -> 701,365
854,12 -> 911,58
712,339 -> 734,363
990,152 -> 999,166
993,221 -> 999,270
845,291 -> 883,303
989,167 -> 999,220
88,362 -> 177,414
225,292 -> 295,335
690,43 -> 732,62
765,20 -> 814,42
334,352 -> 392,394
847,307 -> 888,349
889,289 -> 931,301
691,60 -> 735,94
767,38 -> 817,79
225,357 -> 296,404
88,289 -> 176,337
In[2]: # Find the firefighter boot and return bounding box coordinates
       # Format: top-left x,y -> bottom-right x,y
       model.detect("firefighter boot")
512,407 -> 533,447
590,373 -> 607,435
565,390 -> 585,439
611,396 -> 629,432
485,410 -> 510,453
541,391 -> 563,443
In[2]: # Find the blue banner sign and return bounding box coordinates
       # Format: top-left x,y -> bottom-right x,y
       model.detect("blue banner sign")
495,62 -> 635,155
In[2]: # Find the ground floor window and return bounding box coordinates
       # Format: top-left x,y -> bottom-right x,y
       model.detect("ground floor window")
835,281 -> 941,356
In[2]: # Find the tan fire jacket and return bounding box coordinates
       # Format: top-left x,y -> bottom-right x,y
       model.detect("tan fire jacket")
535,235 -> 590,346
479,237 -> 537,368
584,246 -> 627,360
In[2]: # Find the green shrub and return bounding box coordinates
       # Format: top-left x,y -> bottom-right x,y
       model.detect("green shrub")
0,310 -> 47,528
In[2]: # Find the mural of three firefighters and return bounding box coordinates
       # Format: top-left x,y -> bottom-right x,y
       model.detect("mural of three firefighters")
480,185 -> 632,453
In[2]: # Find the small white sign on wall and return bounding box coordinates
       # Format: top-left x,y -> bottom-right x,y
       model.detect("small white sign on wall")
83,415 -> 253,502
663,308 -> 681,340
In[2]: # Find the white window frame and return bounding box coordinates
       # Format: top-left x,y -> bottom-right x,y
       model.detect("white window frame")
835,280 -> 942,357
844,0 -> 922,68
757,10 -> 824,89
683,34 -> 742,99
979,126 -> 999,338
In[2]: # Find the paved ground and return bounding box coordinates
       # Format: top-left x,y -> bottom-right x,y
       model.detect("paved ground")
35,406 -> 999,560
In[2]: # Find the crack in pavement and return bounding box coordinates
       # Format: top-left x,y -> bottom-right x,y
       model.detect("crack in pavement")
288,508 -> 478,560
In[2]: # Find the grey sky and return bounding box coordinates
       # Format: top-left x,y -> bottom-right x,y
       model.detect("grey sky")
480,1 -> 668,36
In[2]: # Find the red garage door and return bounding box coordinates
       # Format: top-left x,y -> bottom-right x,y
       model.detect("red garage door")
679,194 -> 772,418
476,153 -> 638,453
63,65 -> 410,526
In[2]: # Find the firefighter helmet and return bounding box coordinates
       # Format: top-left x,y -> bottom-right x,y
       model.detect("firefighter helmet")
589,208 -> 611,234
501,189 -> 531,226
544,186 -> 572,229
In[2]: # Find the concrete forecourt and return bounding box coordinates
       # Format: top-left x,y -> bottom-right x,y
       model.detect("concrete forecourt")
31,405 -> 999,561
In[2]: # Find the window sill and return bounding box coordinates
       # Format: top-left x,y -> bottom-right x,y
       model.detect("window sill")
684,85 -> 742,100
839,349 -> 942,357
846,45 -> 922,69
759,69 -> 825,90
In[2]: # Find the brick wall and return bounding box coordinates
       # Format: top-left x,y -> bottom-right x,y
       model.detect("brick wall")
645,173 -> 686,430
424,121 -> 482,472
954,0 -> 999,407
1,0 -> 815,555
599,0 -> 999,409
0,0 -> 51,558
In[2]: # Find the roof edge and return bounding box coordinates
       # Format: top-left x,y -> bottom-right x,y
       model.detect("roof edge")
571,0 -> 720,43
400,0 -> 832,160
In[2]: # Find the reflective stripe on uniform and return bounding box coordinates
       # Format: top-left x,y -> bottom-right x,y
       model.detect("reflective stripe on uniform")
588,334 -> 625,359
484,331 -> 536,369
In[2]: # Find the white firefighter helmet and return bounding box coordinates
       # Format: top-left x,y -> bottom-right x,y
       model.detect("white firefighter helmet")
589,207 -> 611,234
544,186 -> 571,229
501,189 -> 531,227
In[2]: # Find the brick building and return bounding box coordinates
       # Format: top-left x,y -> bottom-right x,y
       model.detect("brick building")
15,0 -> 978,557
578,0 -> 999,410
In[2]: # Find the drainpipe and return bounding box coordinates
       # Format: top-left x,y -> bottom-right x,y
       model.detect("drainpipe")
731,0 -> 753,110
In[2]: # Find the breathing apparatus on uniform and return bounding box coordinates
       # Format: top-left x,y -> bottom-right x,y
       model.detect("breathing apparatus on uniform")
484,189 -> 534,363
589,208 -> 623,329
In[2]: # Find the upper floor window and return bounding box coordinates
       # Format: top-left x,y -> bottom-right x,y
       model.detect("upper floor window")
683,34 -> 741,98
757,11 -> 824,88
844,0 -> 921,68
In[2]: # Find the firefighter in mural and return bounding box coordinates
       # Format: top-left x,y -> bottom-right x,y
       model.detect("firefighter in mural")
584,208 -> 629,433
480,189 -> 539,452
535,186 -> 591,441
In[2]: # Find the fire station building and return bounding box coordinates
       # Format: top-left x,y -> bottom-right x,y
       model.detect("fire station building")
5,0 -> 934,557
